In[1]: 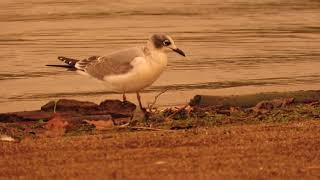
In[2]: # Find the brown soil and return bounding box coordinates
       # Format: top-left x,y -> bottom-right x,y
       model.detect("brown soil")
1,120 -> 319,179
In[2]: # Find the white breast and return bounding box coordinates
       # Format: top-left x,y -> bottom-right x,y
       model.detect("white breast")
103,52 -> 168,92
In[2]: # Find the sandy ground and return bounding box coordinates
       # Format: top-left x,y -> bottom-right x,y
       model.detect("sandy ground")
0,120 -> 319,179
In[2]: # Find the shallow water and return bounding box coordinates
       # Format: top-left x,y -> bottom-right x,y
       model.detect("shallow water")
1,0 -> 320,112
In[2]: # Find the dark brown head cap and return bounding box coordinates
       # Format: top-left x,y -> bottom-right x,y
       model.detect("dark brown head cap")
150,34 -> 174,49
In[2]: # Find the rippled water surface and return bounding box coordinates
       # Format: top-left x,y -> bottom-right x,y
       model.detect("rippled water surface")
1,0 -> 320,112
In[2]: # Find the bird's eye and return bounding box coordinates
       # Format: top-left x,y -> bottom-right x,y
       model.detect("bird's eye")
163,40 -> 171,46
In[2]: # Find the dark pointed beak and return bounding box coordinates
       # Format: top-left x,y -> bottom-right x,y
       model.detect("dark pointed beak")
172,48 -> 186,57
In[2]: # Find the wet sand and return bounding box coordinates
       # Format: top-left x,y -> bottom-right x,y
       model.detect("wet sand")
1,0 -> 320,112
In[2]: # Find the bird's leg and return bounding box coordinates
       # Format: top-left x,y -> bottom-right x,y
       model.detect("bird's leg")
122,92 -> 127,102
136,92 -> 145,111
136,92 -> 150,120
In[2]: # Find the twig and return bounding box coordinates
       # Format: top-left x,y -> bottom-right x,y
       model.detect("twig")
129,126 -> 172,131
53,100 -> 58,113
305,166 -> 320,170
310,101 -> 320,106
116,125 -> 172,131
148,89 -> 169,111
165,104 -> 189,121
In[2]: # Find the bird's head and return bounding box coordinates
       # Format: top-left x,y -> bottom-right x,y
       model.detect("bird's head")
148,34 -> 186,57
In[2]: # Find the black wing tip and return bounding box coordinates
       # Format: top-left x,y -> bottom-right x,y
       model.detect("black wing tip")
46,64 -> 78,71
46,64 -> 74,68
57,56 -> 76,61
57,56 -> 65,60
57,56 -> 79,67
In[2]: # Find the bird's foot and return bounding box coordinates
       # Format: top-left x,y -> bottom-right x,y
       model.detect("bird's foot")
140,107 -> 150,120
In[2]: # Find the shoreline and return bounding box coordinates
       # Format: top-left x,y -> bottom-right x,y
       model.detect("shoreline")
1,90 -> 320,179
1,90 -> 320,139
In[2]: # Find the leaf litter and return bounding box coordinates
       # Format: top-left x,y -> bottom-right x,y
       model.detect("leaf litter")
0,95 -> 320,141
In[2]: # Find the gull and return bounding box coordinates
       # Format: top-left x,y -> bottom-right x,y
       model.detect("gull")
47,34 -> 186,113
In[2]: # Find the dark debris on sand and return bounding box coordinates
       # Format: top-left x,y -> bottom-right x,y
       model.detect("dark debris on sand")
1,91 -> 320,141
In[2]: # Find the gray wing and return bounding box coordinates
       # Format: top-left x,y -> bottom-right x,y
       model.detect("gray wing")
76,47 -> 145,80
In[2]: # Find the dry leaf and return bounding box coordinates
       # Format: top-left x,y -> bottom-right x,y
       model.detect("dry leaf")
84,120 -> 114,130
252,98 -> 294,113
42,113 -> 69,137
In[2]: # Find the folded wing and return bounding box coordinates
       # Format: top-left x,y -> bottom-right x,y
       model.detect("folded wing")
75,47 -> 145,80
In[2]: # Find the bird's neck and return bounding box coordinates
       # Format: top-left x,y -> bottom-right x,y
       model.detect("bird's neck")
143,46 -> 168,67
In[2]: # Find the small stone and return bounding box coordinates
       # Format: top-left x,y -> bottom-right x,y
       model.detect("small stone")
155,161 -> 167,165
99,100 -> 136,117
0,135 -> 16,142
41,99 -> 100,113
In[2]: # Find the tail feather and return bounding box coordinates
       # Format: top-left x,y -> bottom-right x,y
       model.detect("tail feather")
46,56 -> 80,70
